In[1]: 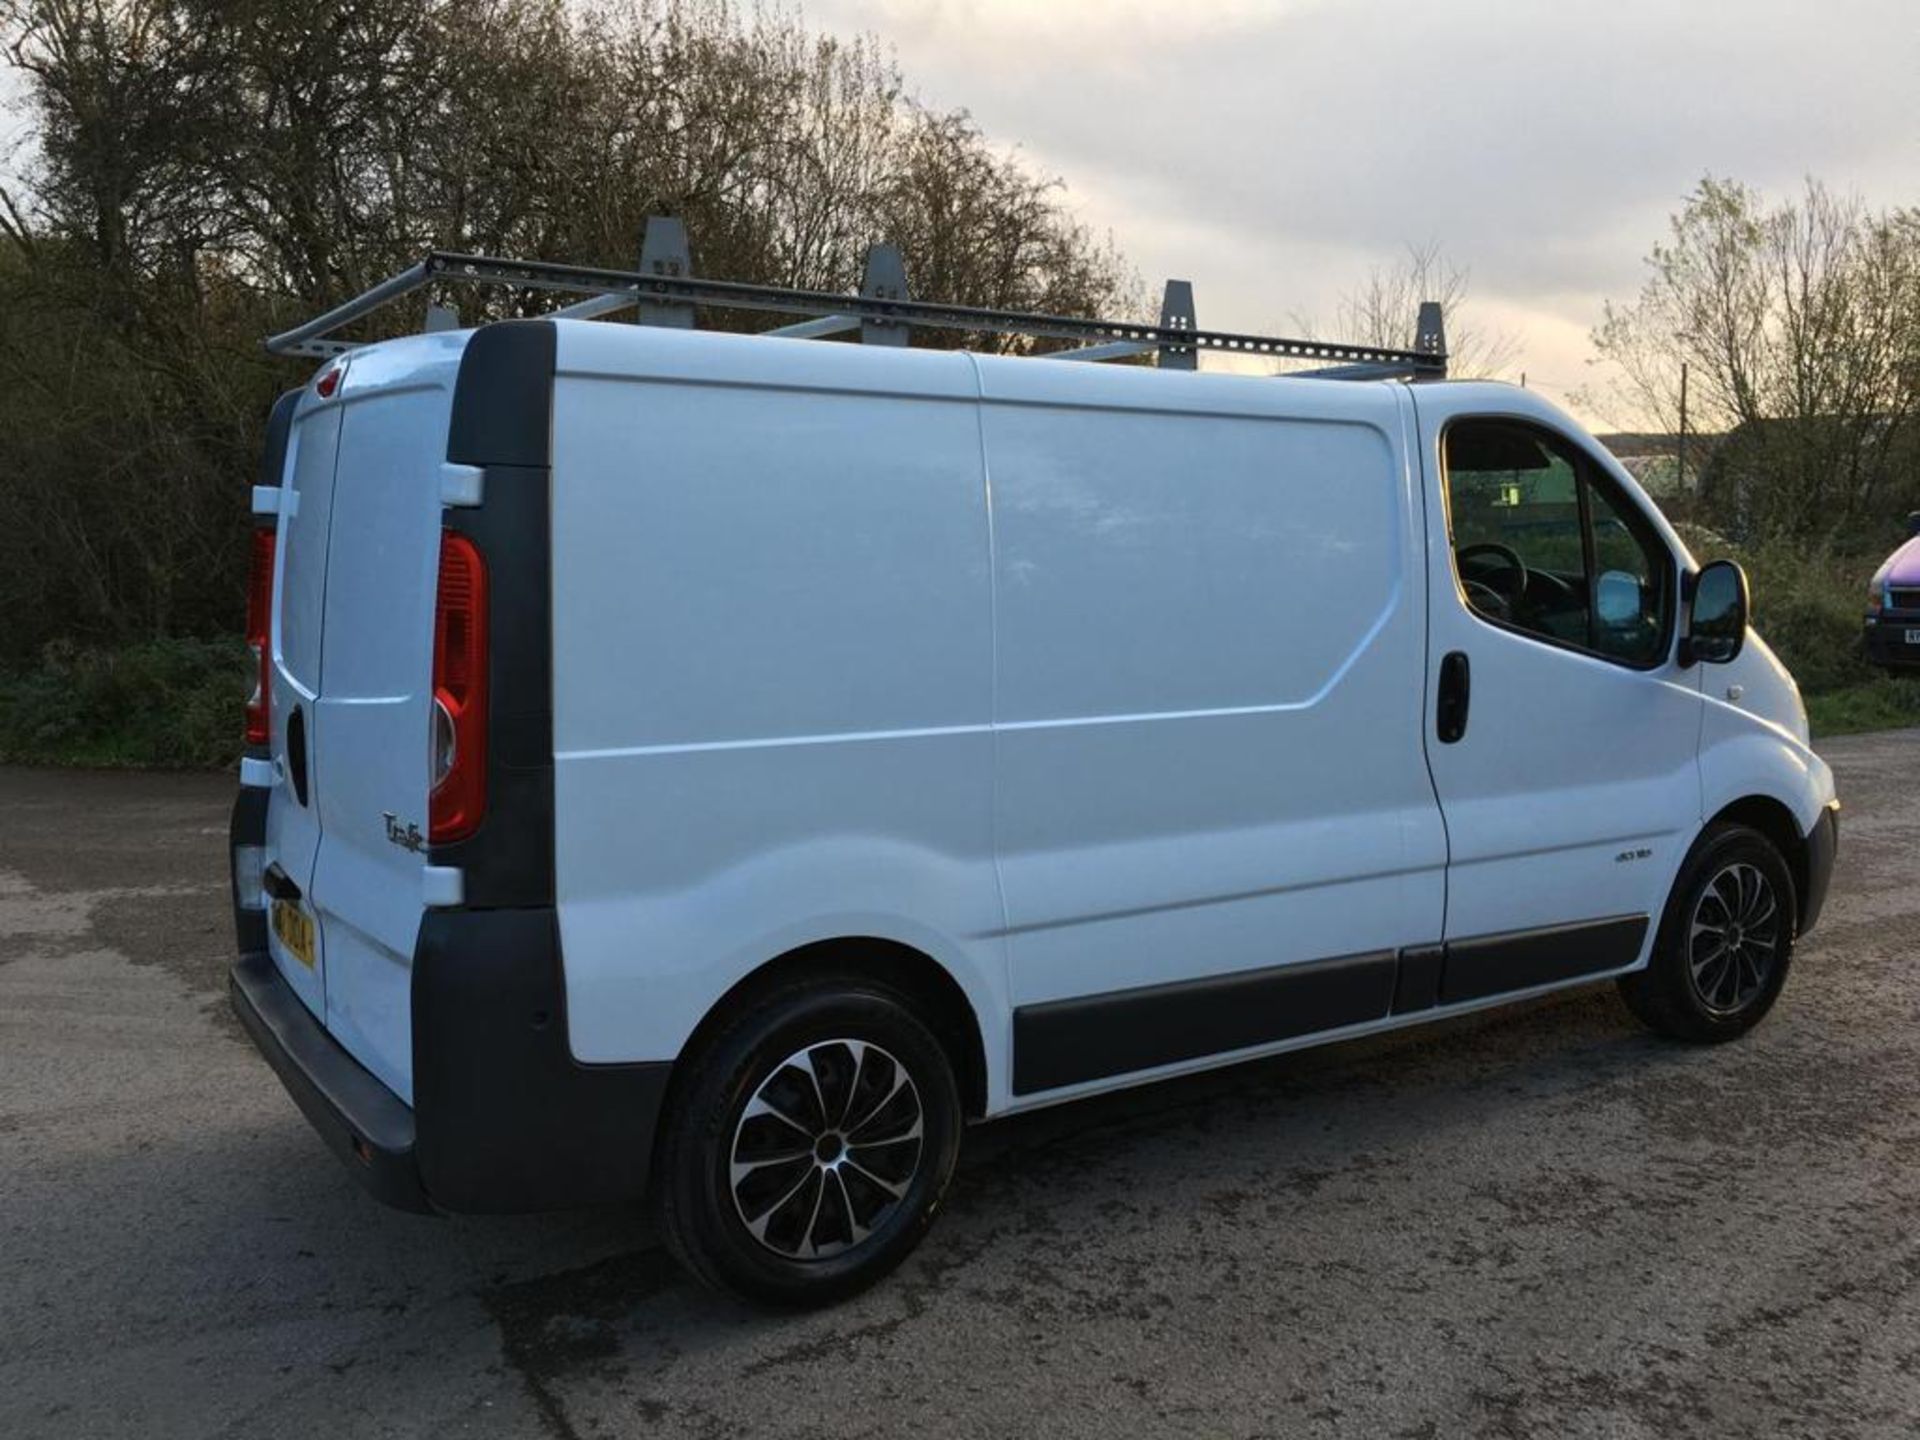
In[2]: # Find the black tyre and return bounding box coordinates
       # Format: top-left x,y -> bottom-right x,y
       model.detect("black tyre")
651,977 -> 963,1307
1618,822 -> 1798,1042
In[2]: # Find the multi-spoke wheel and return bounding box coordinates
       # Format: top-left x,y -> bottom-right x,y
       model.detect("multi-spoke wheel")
1686,862 -> 1782,1015
1621,822 -> 1798,1042
730,1040 -> 925,1259
652,978 -> 963,1307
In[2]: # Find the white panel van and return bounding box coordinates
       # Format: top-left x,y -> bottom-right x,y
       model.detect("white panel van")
230,314 -> 1838,1306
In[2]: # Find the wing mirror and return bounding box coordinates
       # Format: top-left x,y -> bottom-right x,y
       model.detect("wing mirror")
1680,559 -> 1749,666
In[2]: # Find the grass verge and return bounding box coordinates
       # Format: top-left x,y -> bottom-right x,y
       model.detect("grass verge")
1805,676 -> 1920,738
0,638 -> 248,769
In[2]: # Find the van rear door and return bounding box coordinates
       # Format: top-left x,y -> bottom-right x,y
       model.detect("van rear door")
264,390 -> 343,1019
304,336 -> 468,1103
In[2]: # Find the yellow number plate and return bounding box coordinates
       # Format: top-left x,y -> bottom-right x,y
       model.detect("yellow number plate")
271,898 -> 316,969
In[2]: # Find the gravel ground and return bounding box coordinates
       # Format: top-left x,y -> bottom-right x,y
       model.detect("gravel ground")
1,732 -> 1916,1439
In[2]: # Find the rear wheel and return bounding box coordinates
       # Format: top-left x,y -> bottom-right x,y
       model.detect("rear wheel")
652,977 -> 963,1307
1619,822 -> 1797,1042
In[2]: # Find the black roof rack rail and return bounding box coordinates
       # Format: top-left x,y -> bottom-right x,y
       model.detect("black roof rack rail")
263,216 -> 1448,379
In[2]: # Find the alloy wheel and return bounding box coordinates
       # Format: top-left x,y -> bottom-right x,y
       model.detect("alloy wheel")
729,1039 -> 925,1260
1687,861 -> 1782,1016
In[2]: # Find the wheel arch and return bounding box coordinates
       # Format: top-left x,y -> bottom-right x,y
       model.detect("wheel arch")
668,936 -> 991,1123
1703,795 -> 1810,928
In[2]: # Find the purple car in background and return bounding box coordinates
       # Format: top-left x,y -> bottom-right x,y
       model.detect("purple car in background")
1865,513 -> 1920,669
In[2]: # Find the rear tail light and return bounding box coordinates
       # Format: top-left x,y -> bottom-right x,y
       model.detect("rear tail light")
244,527 -> 276,746
429,531 -> 489,843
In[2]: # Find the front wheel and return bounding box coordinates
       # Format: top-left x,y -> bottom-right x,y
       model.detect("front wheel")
651,977 -> 963,1307
1618,822 -> 1798,1042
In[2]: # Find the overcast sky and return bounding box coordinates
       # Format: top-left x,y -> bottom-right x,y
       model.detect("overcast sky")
3,3 -> 1912,427
807,0 -> 1918,426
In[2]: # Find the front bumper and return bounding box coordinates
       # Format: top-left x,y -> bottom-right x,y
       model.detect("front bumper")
1863,612 -> 1920,668
1800,800 -> 1840,938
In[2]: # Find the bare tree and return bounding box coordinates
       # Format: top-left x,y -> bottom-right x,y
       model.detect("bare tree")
1583,177 -> 1920,541
1299,241 -> 1517,379
0,0 -> 1139,658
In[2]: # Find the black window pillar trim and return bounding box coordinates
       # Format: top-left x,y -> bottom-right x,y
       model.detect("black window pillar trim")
432,319 -> 558,908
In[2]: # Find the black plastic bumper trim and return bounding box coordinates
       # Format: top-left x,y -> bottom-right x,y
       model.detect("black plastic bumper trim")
1012,948 -> 1399,1095
1392,944 -> 1445,1014
1010,916 -> 1653,1095
1800,802 -> 1839,937
411,907 -> 672,1213
1437,914 -> 1649,1005
229,951 -> 433,1213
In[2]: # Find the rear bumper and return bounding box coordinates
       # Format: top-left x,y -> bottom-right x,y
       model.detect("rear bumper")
228,889 -> 674,1216
1800,800 -> 1840,938
230,950 -> 434,1212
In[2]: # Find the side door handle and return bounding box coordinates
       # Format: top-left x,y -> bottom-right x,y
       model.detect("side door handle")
1436,650 -> 1471,744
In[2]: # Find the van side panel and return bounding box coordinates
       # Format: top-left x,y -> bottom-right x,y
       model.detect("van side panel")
548,327 -> 1003,1071
975,361 -> 1447,1094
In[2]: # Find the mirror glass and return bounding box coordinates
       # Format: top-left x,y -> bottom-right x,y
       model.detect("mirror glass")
1595,570 -> 1641,627
1690,560 -> 1748,663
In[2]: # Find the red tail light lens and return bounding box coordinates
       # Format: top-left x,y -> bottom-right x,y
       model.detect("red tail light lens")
429,531 -> 489,843
244,527 -> 276,746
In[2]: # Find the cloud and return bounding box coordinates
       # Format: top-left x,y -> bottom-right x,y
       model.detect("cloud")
806,0 -> 1920,424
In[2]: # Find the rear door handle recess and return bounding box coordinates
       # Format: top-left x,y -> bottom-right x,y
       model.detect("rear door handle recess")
1436,650 -> 1471,744
286,703 -> 310,807
263,862 -> 302,903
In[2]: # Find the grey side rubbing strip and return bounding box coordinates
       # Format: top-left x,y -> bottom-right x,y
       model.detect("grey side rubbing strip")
1011,916 -> 1651,1095
1437,915 -> 1649,1005
1012,949 -> 1399,1095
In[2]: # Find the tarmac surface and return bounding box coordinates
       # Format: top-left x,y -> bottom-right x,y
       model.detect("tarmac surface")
1,731 -> 1916,1438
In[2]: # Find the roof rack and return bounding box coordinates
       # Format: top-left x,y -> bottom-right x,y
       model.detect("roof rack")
264,215 -> 1448,380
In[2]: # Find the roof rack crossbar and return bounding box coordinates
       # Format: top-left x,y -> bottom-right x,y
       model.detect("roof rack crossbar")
265,258 -> 435,358
1051,339 -> 1155,364
763,313 -> 860,340
263,244 -> 1449,378
1294,361 -> 1431,382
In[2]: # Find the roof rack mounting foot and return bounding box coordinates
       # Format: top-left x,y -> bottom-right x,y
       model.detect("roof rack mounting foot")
1157,280 -> 1196,371
423,302 -> 460,334
1414,300 -> 1446,362
860,244 -> 910,347
637,216 -> 695,329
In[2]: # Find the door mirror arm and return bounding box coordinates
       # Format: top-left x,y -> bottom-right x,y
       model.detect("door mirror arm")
1676,569 -> 1697,669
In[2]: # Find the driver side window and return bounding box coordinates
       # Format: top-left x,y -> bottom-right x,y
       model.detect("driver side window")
1444,420 -> 1672,667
